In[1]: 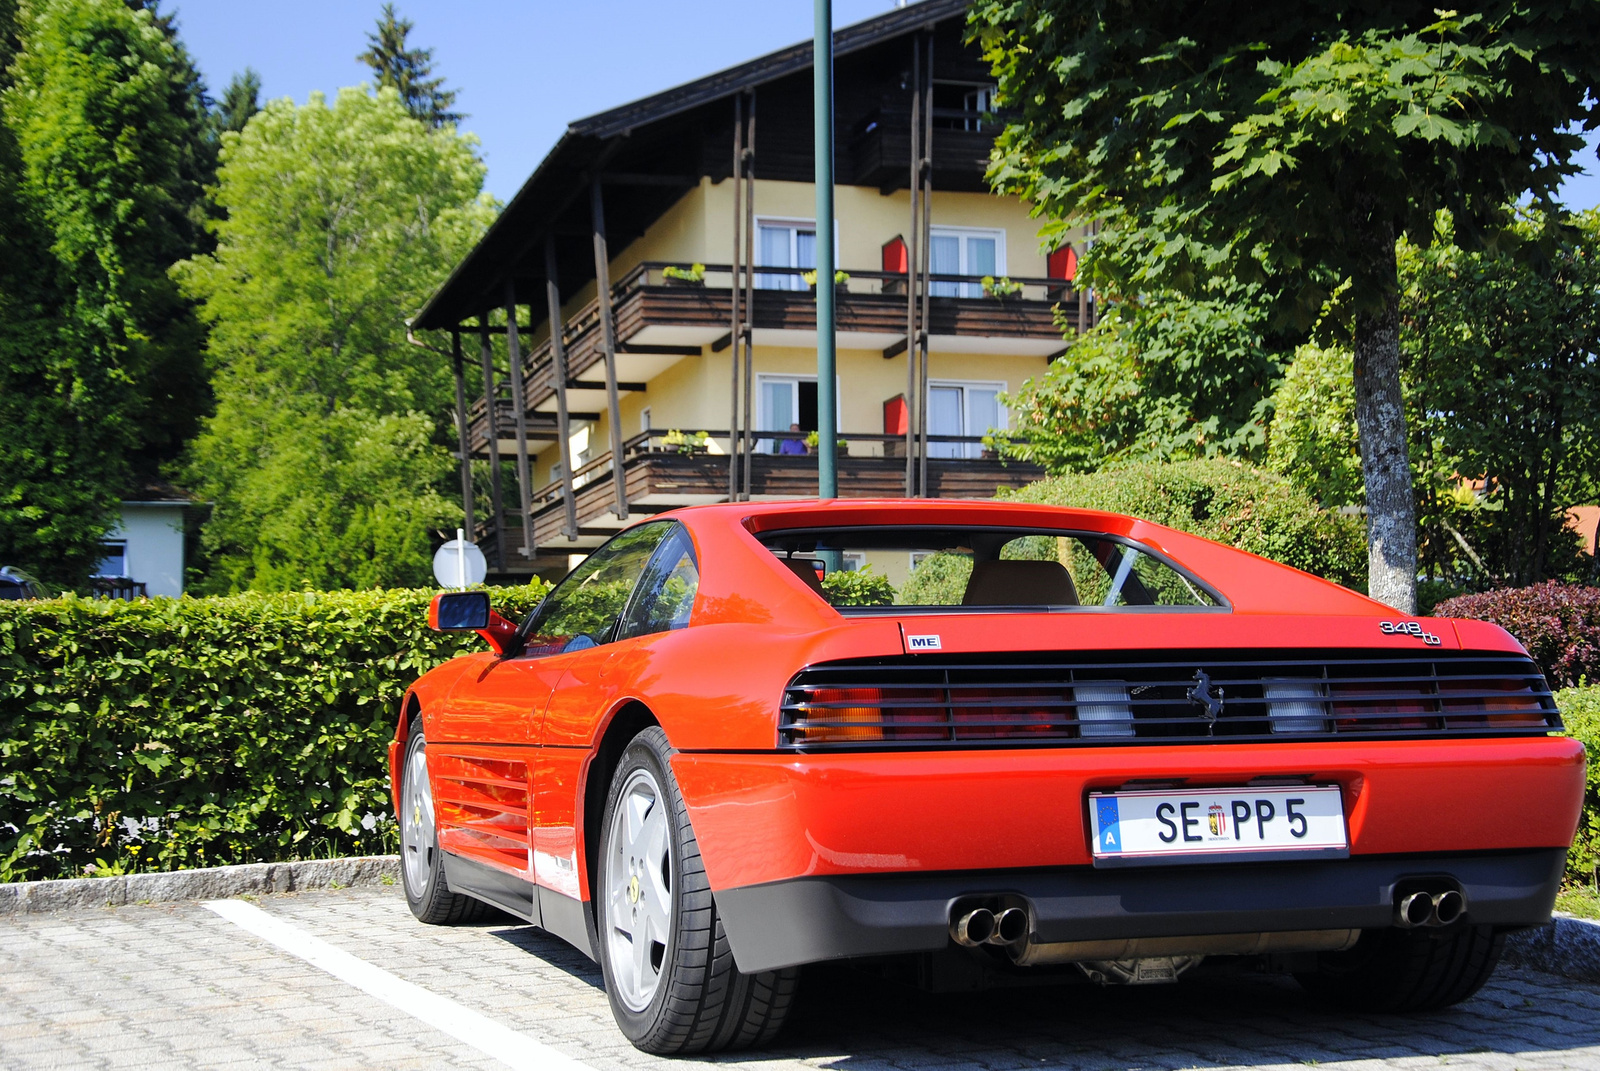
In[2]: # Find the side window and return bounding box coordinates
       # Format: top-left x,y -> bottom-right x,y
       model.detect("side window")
521,523 -> 672,655
618,525 -> 700,641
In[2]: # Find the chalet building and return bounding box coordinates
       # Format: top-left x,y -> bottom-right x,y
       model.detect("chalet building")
410,0 -> 1093,577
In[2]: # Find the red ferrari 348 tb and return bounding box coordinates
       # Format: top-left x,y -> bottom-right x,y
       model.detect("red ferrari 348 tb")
389,500 -> 1584,1055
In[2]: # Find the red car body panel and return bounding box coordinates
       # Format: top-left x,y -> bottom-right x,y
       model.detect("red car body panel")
388,499 -> 1585,968
669,739 -> 1585,892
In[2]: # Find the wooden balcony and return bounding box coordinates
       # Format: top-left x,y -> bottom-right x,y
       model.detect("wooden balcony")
467,263 -> 1093,455
473,429 -> 1044,561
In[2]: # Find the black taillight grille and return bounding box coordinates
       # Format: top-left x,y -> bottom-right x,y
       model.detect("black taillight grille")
778,651 -> 1560,749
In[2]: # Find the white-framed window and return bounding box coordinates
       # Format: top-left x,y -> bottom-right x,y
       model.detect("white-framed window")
756,218 -> 816,291
933,81 -> 998,132
929,226 -> 1005,297
94,541 -> 128,579
639,407 -> 652,434
926,379 -> 1006,460
755,373 -> 842,454
909,550 -> 935,572
840,551 -> 867,573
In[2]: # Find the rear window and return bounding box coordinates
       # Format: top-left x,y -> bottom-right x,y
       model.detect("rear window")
756,526 -> 1223,612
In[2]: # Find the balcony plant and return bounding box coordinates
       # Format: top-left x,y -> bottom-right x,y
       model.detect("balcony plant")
982,275 -> 1024,300
802,269 -> 850,291
661,263 -> 706,286
803,430 -> 849,454
661,429 -> 711,456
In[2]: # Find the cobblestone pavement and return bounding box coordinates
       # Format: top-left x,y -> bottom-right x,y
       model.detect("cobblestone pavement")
4,885 -> 1600,1071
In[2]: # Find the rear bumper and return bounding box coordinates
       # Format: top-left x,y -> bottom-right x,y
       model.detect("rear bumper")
714,848 -> 1568,973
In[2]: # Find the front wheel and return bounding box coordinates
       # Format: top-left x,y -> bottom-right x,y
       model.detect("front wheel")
596,726 -> 798,1054
399,721 -> 495,925
1296,924 -> 1505,1012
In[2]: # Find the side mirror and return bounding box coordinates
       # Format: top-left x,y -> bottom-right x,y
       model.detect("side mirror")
429,591 -> 521,655
430,590 -> 490,630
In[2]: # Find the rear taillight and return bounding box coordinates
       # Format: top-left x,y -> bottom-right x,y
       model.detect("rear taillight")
799,687 -> 886,743
1440,679 -> 1548,728
1262,678 -> 1328,734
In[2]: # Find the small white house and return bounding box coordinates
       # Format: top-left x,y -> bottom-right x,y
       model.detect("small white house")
95,487 -> 191,598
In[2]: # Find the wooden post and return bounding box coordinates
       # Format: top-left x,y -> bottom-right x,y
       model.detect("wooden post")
478,316 -> 507,570
504,281 -> 537,557
729,94 -> 744,502
590,180 -> 629,520
741,92 -> 757,500
903,36 -> 921,497
915,33 -> 934,499
544,236 -> 579,541
451,330 -> 475,541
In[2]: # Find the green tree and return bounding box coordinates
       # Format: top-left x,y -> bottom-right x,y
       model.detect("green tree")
176,87 -> 495,591
994,277 -> 1294,472
970,1 -> 1600,612
357,3 -> 460,129
0,0 -> 213,587
212,67 -> 260,136
1269,209 -> 1600,589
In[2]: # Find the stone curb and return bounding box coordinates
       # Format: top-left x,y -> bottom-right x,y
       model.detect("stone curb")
1505,913 -> 1600,983
0,856 -> 399,915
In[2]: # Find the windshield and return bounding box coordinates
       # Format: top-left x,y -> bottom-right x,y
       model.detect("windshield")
756,526 -> 1223,612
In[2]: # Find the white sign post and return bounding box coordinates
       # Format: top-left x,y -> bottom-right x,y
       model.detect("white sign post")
432,531 -> 487,590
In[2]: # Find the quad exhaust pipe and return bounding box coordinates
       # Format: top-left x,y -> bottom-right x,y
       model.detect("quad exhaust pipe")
1395,888 -> 1466,928
950,906 -> 1029,947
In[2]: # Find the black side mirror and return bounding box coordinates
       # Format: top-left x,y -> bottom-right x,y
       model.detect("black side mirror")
431,590 -> 490,631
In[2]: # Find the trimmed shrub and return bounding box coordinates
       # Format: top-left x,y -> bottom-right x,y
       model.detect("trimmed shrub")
1557,685 -> 1600,886
0,584 -> 547,882
1003,460 -> 1368,589
1435,583 -> 1600,689
820,567 -> 895,607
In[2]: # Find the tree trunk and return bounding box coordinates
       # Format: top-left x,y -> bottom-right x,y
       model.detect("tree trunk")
1351,227 -> 1417,614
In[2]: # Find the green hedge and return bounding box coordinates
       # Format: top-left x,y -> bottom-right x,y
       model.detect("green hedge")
0,585 -> 547,882
1003,459 -> 1369,589
1559,685 -> 1600,886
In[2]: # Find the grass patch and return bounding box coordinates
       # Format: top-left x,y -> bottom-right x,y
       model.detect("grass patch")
1555,884 -> 1600,921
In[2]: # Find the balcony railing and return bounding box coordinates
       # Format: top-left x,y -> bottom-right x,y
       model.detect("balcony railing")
472,427 -> 1044,559
467,262 -> 1092,453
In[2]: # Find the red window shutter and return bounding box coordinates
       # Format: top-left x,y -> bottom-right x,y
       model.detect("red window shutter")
883,394 -> 909,435
1047,245 -> 1078,282
882,236 -> 909,274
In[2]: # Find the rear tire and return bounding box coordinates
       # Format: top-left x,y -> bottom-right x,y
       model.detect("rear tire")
1295,924 -> 1505,1012
596,726 -> 799,1054
399,720 -> 496,925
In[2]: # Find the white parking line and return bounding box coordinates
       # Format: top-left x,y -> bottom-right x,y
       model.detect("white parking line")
203,899 -> 591,1071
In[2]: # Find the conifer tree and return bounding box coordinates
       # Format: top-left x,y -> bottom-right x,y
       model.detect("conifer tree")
215,68 -> 261,136
357,3 -> 461,128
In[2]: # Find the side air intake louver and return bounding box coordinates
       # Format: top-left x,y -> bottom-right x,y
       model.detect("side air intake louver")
778,652 -> 1559,750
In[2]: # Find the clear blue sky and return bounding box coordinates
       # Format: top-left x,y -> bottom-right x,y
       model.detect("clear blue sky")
169,0 -> 1600,211
170,0 -> 910,204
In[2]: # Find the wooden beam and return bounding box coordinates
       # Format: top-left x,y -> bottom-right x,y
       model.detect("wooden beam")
478,317 -> 507,570
882,337 -> 908,360
505,282 -> 537,558
617,343 -> 703,356
711,331 -> 734,353
591,180 -> 629,521
444,323 -> 534,336
545,235 -> 579,542
569,380 -> 647,392
451,331 -> 475,539
598,171 -> 700,187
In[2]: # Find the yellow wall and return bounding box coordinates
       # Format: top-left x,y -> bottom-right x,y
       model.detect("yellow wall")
524,177 -> 1079,487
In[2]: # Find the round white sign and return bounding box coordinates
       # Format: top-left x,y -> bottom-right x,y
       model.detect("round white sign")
433,537 -> 487,589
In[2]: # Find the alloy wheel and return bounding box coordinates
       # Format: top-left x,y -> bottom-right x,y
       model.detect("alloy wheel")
401,740 -> 436,897
605,767 -> 674,1012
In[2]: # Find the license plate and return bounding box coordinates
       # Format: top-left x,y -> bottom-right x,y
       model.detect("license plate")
1088,785 -> 1348,867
